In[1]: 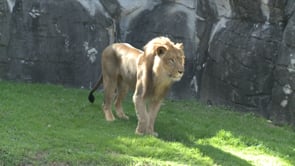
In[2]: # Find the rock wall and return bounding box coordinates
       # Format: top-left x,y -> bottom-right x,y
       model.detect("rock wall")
0,0 -> 294,125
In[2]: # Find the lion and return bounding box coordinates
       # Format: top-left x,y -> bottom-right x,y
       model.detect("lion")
88,37 -> 185,136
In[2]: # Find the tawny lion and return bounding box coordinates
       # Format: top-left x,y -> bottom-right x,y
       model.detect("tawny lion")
88,37 -> 185,136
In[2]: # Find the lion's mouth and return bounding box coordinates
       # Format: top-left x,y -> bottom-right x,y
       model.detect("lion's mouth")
170,74 -> 183,81
173,77 -> 182,81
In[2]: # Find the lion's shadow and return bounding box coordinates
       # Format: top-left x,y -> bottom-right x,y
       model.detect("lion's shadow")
155,120 -> 252,166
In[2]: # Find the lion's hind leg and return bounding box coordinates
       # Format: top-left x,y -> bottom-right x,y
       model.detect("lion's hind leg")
102,77 -> 116,121
114,81 -> 129,120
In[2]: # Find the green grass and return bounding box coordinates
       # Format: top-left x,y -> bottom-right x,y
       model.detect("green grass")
0,81 -> 294,165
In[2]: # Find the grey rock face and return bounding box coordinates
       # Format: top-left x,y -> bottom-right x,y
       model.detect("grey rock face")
271,1 -> 295,125
0,0 -> 294,125
2,0 -> 113,88
201,21 -> 281,117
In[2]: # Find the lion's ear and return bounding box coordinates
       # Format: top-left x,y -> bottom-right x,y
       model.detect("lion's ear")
156,46 -> 167,56
176,43 -> 184,50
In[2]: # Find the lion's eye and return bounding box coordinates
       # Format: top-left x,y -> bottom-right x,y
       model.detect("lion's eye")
169,59 -> 175,64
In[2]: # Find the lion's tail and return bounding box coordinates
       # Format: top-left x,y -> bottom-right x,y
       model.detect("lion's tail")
88,75 -> 103,103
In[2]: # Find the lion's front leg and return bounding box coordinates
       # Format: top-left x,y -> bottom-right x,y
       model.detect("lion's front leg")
133,94 -> 149,135
133,81 -> 149,135
147,99 -> 162,137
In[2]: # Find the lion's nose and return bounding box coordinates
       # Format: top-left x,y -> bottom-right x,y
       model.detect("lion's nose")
178,70 -> 184,74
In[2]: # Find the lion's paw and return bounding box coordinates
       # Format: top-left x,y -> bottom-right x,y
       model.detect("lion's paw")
135,129 -> 158,137
151,132 -> 159,137
116,113 -> 129,120
146,131 -> 159,137
135,127 -> 145,136
135,130 -> 144,136
105,112 -> 115,121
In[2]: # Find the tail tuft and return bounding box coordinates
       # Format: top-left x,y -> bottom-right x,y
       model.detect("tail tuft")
88,92 -> 95,103
88,74 -> 102,103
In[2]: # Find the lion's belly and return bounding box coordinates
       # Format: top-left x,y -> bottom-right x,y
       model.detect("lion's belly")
120,66 -> 137,90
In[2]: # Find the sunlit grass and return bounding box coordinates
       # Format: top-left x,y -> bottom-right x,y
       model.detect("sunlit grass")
112,136 -> 212,165
197,130 -> 290,166
0,81 -> 294,165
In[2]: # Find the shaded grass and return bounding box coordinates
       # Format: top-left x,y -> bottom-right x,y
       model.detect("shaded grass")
0,81 -> 294,165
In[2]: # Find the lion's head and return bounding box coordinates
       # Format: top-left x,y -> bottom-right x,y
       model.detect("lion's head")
143,36 -> 185,82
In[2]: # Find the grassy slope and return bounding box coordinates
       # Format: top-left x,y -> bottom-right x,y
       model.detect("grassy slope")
0,81 -> 294,165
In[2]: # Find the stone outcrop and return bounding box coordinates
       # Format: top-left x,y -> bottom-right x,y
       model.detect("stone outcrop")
0,0 -> 294,125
